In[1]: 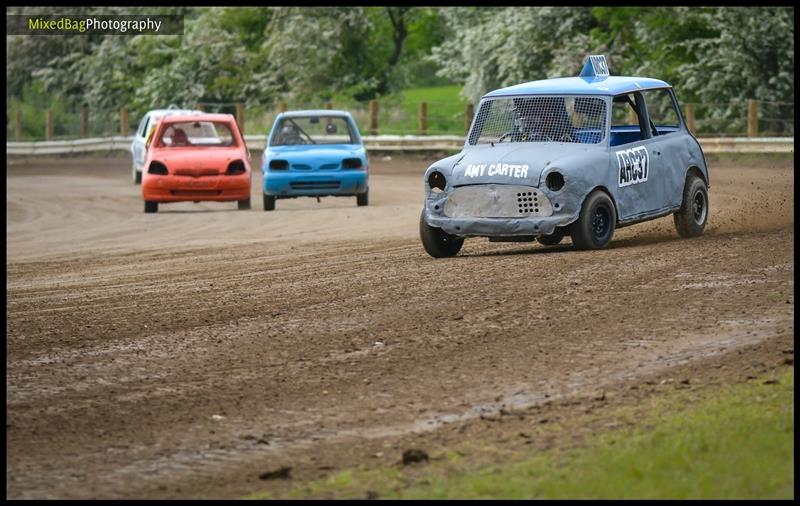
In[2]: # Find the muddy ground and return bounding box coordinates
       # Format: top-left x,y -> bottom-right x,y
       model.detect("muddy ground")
5,154 -> 794,499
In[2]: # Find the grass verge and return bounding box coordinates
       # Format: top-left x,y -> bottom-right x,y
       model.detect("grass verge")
247,367 -> 794,500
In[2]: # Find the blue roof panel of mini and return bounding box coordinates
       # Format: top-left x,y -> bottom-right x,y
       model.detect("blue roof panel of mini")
484,76 -> 671,98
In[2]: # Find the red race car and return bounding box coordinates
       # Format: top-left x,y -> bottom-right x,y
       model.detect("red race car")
141,113 -> 252,213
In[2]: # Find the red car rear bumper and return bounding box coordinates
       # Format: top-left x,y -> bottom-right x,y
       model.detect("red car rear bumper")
142,173 -> 251,202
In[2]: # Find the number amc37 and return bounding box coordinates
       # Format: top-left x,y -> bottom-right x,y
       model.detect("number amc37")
420,55 -> 709,258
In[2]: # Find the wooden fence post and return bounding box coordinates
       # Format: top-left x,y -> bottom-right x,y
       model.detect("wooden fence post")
419,101 -> 427,136
324,102 -> 332,110
747,99 -> 759,137
628,107 -> 638,125
368,100 -> 378,135
465,103 -> 474,134
45,110 -> 54,140
80,107 -> 89,138
277,102 -> 287,113
194,103 -> 204,111
235,103 -> 245,132
15,110 -> 22,141
685,103 -> 696,134
120,107 -> 128,136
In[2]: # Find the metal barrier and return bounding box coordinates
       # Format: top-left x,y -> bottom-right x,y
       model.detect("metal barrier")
6,135 -> 794,156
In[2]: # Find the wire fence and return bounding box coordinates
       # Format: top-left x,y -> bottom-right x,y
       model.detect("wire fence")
6,99 -> 794,142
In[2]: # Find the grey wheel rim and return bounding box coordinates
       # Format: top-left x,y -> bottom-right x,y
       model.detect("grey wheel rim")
692,189 -> 707,225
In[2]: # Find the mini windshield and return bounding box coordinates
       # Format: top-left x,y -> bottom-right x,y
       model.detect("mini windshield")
157,121 -> 237,147
469,96 -> 607,145
271,116 -> 357,146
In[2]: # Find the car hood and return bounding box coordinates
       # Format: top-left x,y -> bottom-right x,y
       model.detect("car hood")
267,144 -> 364,163
447,143 -> 595,187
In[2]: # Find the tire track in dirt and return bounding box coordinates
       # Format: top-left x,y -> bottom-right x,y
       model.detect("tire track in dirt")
6,156 -> 794,498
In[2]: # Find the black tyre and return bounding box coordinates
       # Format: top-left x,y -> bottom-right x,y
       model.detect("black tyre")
144,201 -> 158,213
673,174 -> 708,238
356,190 -> 369,207
420,210 -> 463,258
238,197 -> 251,210
263,194 -> 276,211
537,230 -> 565,246
570,190 -> 616,250
133,164 -> 142,185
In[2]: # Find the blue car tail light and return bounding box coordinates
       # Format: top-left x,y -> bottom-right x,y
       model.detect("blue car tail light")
269,159 -> 288,170
342,158 -> 362,169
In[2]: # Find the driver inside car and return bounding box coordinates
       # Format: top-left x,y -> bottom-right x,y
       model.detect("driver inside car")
170,128 -> 190,146
513,98 -> 575,142
277,123 -> 302,145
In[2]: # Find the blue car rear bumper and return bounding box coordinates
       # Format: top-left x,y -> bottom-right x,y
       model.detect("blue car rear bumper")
263,170 -> 368,197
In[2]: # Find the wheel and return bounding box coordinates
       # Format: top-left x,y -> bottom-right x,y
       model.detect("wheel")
238,197 -> 251,210
263,194 -> 276,211
570,190 -> 615,250
420,210 -> 463,258
673,174 -> 708,238
356,190 -> 369,207
132,163 -> 142,184
537,230 -> 565,246
144,201 -> 158,213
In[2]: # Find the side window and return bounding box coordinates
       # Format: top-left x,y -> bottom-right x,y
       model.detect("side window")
610,93 -> 647,147
642,88 -> 681,136
139,116 -> 151,138
137,115 -> 149,137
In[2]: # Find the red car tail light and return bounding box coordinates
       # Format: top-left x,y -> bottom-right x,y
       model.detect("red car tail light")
226,159 -> 246,175
148,161 -> 168,175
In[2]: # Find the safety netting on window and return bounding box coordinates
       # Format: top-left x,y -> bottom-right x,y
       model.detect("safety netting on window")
468,96 -> 607,145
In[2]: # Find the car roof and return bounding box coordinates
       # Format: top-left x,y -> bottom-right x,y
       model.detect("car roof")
485,75 -> 671,98
148,109 -> 202,116
278,110 -> 354,119
158,113 -> 235,123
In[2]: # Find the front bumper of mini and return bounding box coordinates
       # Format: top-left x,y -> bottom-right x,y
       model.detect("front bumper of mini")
423,185 -> 578,237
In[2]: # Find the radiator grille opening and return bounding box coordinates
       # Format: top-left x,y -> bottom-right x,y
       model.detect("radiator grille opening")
289,181 -> 340,190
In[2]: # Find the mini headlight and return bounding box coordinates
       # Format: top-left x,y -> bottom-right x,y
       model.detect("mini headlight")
546,171 -> 565,191
428,171 -> 446,192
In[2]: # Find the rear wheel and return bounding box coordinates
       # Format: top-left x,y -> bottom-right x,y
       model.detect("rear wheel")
357,190 -> 369,207
238,197 -> 251,210
537,230 -> 565,246
132,163 -> 142,184
673,174 -> 708,238
144,201 -> 158,213
420,210 -> 463,258
263,194 -> 276,211
570,190 -> 616,250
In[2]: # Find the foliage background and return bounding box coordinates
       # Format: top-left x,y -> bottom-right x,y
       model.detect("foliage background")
6,6 -> 794,137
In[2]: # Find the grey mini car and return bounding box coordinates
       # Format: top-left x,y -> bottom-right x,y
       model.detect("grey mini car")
420,55 -> 709,258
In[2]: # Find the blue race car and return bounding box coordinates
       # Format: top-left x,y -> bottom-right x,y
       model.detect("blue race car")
262,110 -> 369,210
420,55 -> 709,257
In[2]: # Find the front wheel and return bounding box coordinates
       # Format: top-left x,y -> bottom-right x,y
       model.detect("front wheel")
420,210 -> 463,258
570,191 -> 616,250
144,201 -> 158,213
238,197 -> 251,210
356,190 -> 369,207
673,174 -> 708,238
132,163 -> 142,185
263,195 -> 276,211
537,230 -> 565,246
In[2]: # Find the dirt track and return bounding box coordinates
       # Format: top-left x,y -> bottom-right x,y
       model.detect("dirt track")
5,154 -> 795,499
